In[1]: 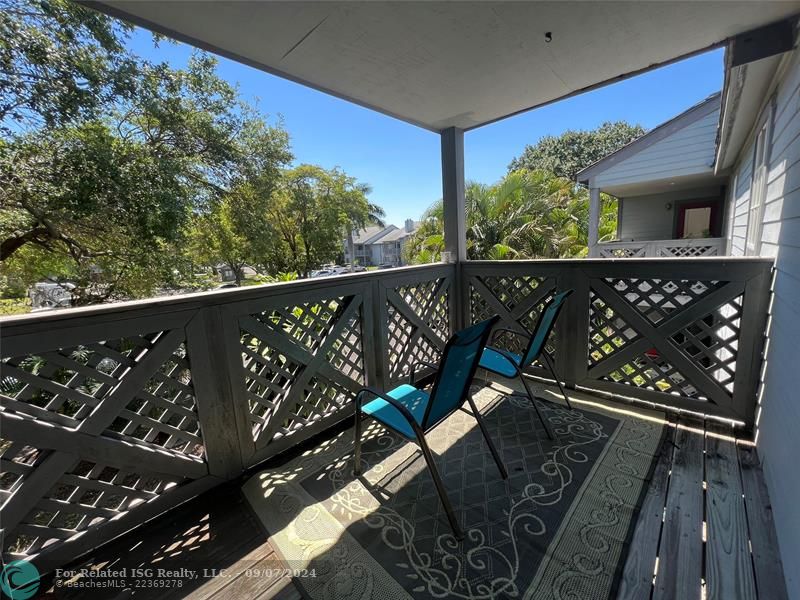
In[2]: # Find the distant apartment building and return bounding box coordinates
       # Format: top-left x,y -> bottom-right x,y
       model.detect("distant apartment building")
343,219 -> 419,267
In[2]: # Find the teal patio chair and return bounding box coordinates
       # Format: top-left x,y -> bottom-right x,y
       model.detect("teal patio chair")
353,316 -> 505,540
478,289 -> 574,440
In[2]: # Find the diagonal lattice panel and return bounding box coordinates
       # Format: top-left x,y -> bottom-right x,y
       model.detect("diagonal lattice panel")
4,455 -> 185,558
240,330 -> 302,430
470,276 -> 558,365
588,290 -> 641,366
1,334 -> 162,426
669,296 -> 743,395
657,244 -> 721,257
396,280 -> 441,330
478,275 -> 547,312
274,377 -> 354,439
470,287 -> 495,324
325,311 -> 365,380
588,277 -> 746,403
386,277 -> 450,381
2,333 -> 203,458
0,440 -> 50,509
252,298 -> 343,354
387,303 -> 426,380
105,343 -> 202,457
604,277 -> 724,325
239,295 -> 366,445
604,351 -> 701,398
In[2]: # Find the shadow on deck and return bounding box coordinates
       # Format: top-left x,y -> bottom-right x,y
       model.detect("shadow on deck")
44,379 -> 786,600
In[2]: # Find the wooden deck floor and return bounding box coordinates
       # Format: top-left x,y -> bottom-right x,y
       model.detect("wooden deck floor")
42,482 -> 302,600
45,384 -> 787,600
618,415 -> 787,600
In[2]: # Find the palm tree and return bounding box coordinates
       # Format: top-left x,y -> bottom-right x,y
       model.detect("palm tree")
404,200 -> 445,264
344,183 -> 385,270
404,169 -> 618,263
465,173 -> 534,259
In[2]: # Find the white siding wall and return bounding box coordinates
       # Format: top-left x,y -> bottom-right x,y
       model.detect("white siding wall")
596,107 -> 719,187
729,47 -> 800,598
728,142 -> 755,255
618,187 -> 722,241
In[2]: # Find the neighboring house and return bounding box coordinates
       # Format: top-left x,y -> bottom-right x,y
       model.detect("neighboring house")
343,220 -> 419,266
582,23 -> 800,586
577,93 -> 728,257
375,220 -> 420,266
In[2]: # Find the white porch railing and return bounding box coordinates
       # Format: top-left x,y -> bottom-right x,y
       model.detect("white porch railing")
594,237 -> 726,258
0,258 -> 772,571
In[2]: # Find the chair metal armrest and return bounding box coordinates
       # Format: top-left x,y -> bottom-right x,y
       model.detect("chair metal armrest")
355,387 -> 425,438
491,326 -> 530,345
409,360 -> 439,386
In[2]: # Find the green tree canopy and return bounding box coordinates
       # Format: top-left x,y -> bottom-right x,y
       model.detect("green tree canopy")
266,165 -> 374,277
405,169 -> 618,263
508,121 -> 645,180
1,0 -> 138,133
0,0 -> 294,304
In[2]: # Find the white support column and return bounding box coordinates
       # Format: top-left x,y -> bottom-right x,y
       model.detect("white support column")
588,185 -> 601,257
441,127 -> 466,263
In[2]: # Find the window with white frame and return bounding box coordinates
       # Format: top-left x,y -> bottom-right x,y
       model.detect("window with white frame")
745,114 -> 771,255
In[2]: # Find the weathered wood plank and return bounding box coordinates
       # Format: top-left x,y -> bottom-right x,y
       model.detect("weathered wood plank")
186,306 -> 248,479
705,423 -> 757,600
731,269 -> 772,427
618,421 -> 675,600
255,581 -> 303,600
653,417 -> 705,600
738,444 -> 789,600
205,555 -> 287,600
189,545 -> 276,599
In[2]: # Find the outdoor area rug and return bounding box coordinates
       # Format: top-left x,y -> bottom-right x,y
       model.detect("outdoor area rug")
243,385 -> 667,600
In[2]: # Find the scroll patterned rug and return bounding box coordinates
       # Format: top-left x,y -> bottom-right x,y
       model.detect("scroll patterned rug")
243,386 -> 666,600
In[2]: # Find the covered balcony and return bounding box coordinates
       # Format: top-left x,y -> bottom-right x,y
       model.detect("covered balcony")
2,3 -> 798,599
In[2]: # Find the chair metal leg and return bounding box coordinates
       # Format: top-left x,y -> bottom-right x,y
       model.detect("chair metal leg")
518,371 -> 555,440
417,435 -> 464,540
466,397 -> 508,479
353,406 -> 363,476
542,352 -> 573,410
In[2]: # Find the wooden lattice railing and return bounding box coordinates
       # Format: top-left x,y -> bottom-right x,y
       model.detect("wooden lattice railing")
596,237 -> 726,258
0,264 -> 455,570
463,259 -> 772,426
1,258 -> 772,570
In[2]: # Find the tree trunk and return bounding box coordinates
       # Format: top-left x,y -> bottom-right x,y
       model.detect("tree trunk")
231,264 -> 243,285
1,227 -> 49,261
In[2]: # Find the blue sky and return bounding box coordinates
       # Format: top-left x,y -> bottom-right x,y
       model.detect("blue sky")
129,30 -> 723,227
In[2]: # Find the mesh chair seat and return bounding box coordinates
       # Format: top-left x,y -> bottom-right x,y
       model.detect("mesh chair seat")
360,384 -> 429,439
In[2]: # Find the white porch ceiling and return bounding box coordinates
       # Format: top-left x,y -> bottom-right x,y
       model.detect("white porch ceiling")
87,1 -> 800,131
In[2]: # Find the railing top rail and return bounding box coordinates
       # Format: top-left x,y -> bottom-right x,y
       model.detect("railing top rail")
463,257 -> 774,266
598,237 -> 726,247
0,262 -> 453,328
